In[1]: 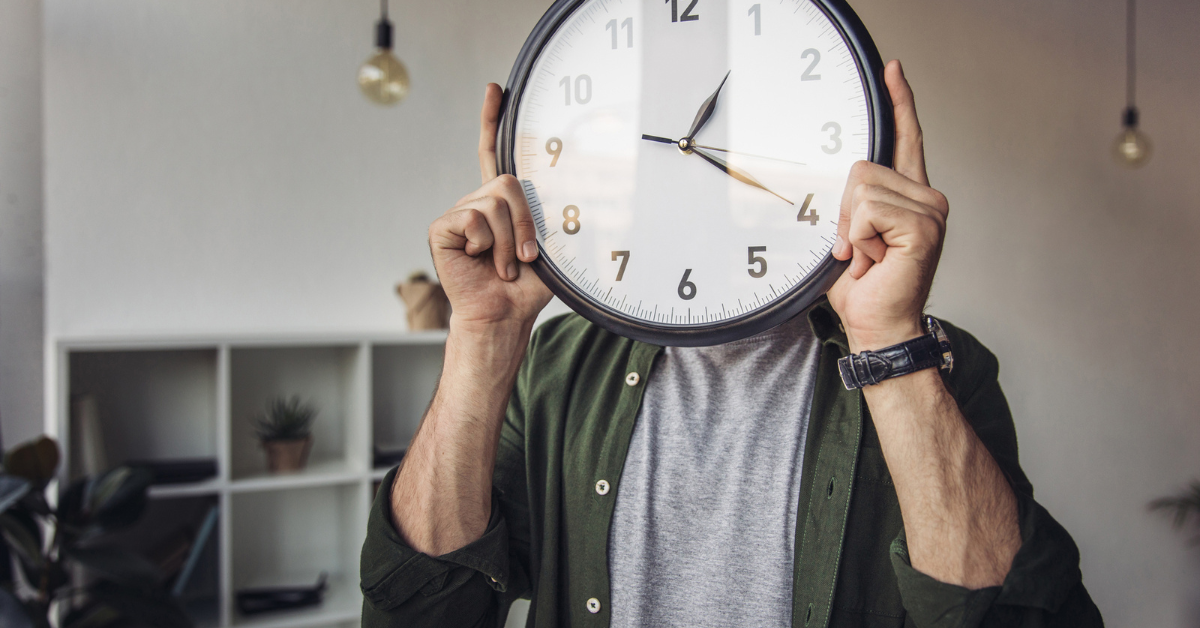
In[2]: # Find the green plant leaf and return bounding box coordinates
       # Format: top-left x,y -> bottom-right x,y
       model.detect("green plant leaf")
61,601 -> 122,628
0,513 -> 44,573
1,509 -> 44,588
89,468 -> 152,530
0,476 -> 30,514
3,438 -> 59,490
0,586 -> 35,628
89,581 -> 193,628
68,546 -> 162,589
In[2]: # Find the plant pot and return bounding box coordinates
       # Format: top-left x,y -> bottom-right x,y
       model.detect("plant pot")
262,436 -> 312,473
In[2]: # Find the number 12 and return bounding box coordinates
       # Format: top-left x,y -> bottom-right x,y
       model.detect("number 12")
666,0 -> 699,22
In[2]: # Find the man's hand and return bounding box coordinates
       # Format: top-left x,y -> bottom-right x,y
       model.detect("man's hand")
430,83 -> 552,332
827,60 -> 949,353
393,84 -> 550,557
826,60 -> 1021,590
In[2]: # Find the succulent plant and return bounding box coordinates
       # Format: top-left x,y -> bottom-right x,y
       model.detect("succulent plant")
251,396 -> 317,442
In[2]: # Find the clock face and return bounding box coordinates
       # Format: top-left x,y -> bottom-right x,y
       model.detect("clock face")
501,0 -> 891,345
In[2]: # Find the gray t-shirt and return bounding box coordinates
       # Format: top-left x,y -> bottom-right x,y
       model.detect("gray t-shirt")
607,315 -> 820,627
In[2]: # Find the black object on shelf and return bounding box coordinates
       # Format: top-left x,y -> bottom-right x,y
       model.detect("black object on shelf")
236,572 -> 327,616
128,459 -> 218,485
373,445 -> 407,469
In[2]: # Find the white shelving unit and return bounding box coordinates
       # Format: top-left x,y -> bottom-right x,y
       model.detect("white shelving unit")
47,331 -> 448,628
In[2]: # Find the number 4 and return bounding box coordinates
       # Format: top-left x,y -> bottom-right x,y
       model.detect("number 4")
797,193 -> 818,225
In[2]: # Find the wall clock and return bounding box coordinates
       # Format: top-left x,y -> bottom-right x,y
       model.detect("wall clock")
498,0 -> 893,346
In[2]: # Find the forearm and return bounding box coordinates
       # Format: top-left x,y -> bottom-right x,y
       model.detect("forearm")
391,318 -> 533,556
864,368 -> 1021,589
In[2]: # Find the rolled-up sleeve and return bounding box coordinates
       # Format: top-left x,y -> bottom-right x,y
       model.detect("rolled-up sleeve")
889,493 -> 1103,627
359,467 -> 513,627
888,323 -> 1104,627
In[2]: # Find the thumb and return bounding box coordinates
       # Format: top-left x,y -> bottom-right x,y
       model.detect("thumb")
884,60 -> 929,186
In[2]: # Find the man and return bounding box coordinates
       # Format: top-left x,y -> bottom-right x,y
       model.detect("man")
360,61 -> 1103,627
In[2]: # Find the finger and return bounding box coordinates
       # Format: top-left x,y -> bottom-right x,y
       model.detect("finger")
851,183 -> 945,228
491,174 -> 540,263
885,60 -> 929,186
430,207 -> 495,259
844,160 -> 947,218
848,247 -> 874,279
463,194 -> 518,281
479,83 -> 503,184
847,200 -> 901,264
835,160 -> 873,260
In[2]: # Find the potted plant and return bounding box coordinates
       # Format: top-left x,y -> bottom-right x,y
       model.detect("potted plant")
252,396 -> 317,473
0,436 -> 192,628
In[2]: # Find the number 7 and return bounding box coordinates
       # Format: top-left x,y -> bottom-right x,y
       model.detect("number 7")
612,251 -> 630,281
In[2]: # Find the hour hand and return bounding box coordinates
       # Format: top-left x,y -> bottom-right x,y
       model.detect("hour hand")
686,70 -> 731,140
690,147 -> 793,205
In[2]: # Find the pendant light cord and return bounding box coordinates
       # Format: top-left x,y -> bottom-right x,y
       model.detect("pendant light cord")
1126,0 -> 1136,109
380,0 -> 388,21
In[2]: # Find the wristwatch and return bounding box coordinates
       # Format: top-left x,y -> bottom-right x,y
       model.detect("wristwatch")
838,315 -> 953,390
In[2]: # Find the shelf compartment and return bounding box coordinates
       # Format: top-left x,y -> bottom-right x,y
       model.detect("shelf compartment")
67,348 -> 219,479
229,484 -> 367,626
97,495 -> 222,627
229,346 -> 367,481
371,342 -> 444,467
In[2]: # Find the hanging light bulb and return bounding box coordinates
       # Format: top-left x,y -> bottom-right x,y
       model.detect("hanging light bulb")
1113,107 -> 1152,168
358,0 -> 409,106
1113,0 -> 1150,168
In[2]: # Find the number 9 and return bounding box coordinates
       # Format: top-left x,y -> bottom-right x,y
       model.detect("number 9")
546,137 -> 563,167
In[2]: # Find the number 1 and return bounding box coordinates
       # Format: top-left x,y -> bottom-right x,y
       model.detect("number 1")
748,4 -> 761,35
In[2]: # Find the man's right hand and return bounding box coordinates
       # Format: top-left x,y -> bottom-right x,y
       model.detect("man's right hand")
430,83 -> 552,332
393,84 -> 550,558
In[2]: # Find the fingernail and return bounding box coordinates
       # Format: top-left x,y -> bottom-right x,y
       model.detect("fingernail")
834,236 -> 847,258
522,241 -> 537,260
506,263 -> 517,280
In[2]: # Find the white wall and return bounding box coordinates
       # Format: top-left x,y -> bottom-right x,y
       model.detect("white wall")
0,0 -> 45,448
35,0 -> 1200,626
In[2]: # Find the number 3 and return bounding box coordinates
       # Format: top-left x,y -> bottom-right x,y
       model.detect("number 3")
822,122 -> 842,154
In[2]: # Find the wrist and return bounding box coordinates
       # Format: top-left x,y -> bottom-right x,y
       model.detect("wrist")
845,319 -> 924,354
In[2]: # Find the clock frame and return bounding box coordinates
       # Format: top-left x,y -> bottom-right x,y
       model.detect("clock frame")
497,0 -> 895,347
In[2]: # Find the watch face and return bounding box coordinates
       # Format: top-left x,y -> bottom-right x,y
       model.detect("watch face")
500,0 -> 892,346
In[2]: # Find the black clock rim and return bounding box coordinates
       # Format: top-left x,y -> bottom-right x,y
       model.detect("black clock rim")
497,0 -> 895,347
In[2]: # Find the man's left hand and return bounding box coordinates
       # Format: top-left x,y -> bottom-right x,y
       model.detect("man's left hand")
828,59 -> 949,353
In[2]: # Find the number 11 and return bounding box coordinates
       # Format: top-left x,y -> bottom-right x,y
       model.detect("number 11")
606,18 -> 633,49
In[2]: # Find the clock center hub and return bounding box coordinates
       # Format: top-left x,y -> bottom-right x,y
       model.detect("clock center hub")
677,137 -> 693,154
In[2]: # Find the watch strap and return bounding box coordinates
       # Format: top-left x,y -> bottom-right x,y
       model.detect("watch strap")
838,327 -> 947,390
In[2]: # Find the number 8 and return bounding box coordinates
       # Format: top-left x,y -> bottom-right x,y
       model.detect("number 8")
562,205 -> 581,235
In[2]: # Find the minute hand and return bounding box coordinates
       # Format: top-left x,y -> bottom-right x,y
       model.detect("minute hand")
690,146 -> 793,205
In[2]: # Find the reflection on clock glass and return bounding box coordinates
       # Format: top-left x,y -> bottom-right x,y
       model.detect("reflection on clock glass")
514,0 -> 870,327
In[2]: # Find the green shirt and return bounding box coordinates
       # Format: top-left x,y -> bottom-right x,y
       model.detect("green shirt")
360,302 -> 1103,628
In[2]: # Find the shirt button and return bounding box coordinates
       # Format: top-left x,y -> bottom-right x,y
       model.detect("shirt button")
586,598 -> 601,614
595,479 -> 610,496
625,372 -> 640,386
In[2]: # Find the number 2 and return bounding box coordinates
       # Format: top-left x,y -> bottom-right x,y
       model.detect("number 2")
667,0 -> 699,22
801,49 -> 821,81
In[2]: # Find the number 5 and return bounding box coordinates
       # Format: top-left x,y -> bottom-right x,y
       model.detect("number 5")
747,246 -> 767,278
